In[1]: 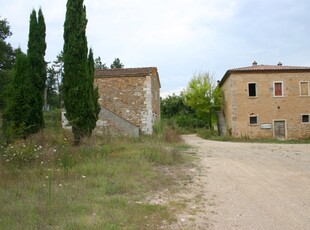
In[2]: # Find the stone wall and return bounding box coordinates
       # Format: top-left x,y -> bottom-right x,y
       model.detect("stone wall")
94,68 -> 160,135
95,107 -> 139,137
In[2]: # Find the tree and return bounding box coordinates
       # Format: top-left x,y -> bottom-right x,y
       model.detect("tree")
45,52 -> 64,109
110,58 -> 124,68
160,94 -> 193,119
183,72 -> 223,129
87,48 -> 100,136
46,66 -> 61,109
94,56 -> 107,69
63,0 -> 100,143
0,17 -> 15,110
2,49 -> 37,139
27,8 -> 47,130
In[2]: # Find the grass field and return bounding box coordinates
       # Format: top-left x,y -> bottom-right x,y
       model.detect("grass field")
0,110 -> 191,229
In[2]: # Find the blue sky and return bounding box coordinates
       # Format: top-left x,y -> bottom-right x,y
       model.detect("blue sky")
1,0 -> 310,97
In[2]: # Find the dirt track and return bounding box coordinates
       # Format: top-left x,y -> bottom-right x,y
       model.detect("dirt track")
171,134 -> 310,229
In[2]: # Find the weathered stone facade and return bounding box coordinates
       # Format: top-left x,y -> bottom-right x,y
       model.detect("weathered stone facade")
219,63 -> 310,139
94,67 -> 161,136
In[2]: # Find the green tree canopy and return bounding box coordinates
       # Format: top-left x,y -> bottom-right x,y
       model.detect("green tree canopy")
160,94 -> 193,119
183,72 -> 223,129
0,17 -> 15,109
110,58 -> 124,68
94,56 -> 107,69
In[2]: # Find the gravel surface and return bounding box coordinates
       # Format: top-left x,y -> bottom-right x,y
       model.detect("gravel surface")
169,134 -> 310,230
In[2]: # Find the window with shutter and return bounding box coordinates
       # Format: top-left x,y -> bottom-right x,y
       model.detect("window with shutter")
274,82 -> 283,97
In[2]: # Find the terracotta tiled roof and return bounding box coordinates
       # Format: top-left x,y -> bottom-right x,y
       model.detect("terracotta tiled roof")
95,67 -> 158,77
219,64 -> 310,87
229,64 -> 310,72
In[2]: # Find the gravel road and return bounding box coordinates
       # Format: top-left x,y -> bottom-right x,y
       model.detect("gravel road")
173,134 -> 310,230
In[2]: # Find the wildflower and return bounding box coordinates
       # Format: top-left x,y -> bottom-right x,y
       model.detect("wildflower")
43,184 -> 46,187
59,184 -> 62,187
81,175 -> 86,178
41,161 -> 44,164
45,176 -> 49,179
53,149 -> 57,153
64,138 -> 67,141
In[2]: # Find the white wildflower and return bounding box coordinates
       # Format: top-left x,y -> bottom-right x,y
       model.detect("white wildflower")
59,184 -> 62,187
81,175 -> 86,178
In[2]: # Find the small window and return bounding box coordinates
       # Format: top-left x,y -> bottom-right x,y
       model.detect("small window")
300,82 -> 309,96
248,83 -> 257,97
302,114 -> 310,123
249,116 -> 258,125
274,82 -> 283,97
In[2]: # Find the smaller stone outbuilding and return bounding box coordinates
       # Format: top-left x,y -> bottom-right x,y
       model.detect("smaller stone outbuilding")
94,67 -> 161,136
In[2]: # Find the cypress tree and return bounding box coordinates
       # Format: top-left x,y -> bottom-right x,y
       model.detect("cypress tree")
2,49 -> 36,139
63,0 -> 100,143
37,8 -> 47,110
27,8 -> 46,131
87,48 -> 100,136
2,9 -> 46,140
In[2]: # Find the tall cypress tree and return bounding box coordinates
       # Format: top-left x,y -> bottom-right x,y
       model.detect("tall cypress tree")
87,48 -> 100,136
27,8 -> 46,132
2,49 -> 36,139
2,9 -> 46,140
37,8 -> 47,110
63,0 -> 99,143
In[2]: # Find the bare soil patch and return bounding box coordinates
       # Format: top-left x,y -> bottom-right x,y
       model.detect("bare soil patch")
165,134 -> 310,229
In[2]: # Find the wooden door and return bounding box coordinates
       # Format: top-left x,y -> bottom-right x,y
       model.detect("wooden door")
274,121 -> 286,139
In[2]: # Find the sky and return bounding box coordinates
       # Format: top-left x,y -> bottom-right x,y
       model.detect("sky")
1,0 -> 310,97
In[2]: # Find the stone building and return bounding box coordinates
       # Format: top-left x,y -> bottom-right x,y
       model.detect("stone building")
94,67 -> 161,136
218,62 -> 310,139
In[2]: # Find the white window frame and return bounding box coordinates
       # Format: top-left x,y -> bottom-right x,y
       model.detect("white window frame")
299,81 -> 310,96
249,115 -> 258,125
301,114 -> 310,124
273,81 -> 284,97
248,82 -> 257,97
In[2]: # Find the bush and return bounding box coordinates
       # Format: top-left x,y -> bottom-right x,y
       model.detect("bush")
153,119 -> 181,143
197,129 -> 219,139
175,115 -> 206,129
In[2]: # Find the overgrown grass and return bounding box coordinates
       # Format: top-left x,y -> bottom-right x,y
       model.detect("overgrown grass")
197,128 -> 310,144
0,110 -> 191,229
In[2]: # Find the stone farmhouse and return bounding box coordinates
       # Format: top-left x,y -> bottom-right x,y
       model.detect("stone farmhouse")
93,67 -> 161,137
218,62 -> 310,139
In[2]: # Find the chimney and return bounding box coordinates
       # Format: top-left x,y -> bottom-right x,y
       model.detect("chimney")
277,62 -> 282,66
252,61 -> 257,66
